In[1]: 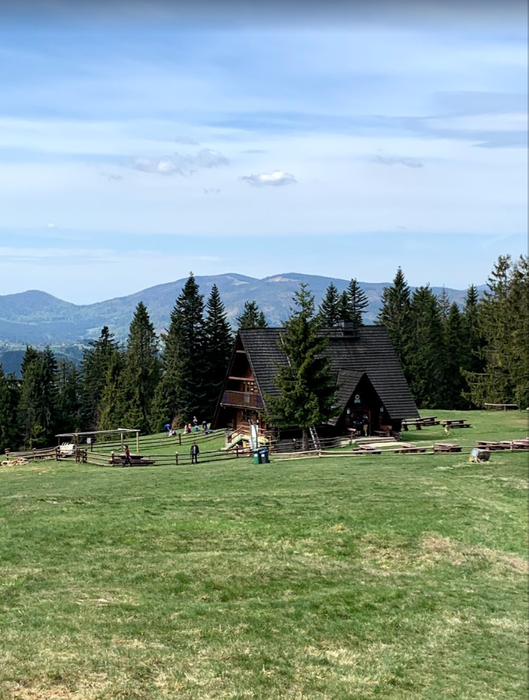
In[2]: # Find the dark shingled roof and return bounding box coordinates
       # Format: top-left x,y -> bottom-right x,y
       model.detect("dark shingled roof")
239,326 -> 419,421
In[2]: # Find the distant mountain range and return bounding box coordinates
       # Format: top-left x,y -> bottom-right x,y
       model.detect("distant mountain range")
0,273 -> 483,373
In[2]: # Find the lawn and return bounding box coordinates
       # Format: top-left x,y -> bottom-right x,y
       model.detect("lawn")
0,411 -> 527,699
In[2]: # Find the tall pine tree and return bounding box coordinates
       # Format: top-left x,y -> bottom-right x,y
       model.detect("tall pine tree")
0,364 -> 21,452
237,300 -> 267,329
266,283 -> 337,450
153,273 -> 207,428
345,278 -> 369,327
377,267 -> 411,373
316,282 -> 342,328
204,284 -> 233,419
120,302 -> 161,433
443,302 -> 466,409
406,286 -> 446,408
18,347 -> 59,447
80,326 -> 120,430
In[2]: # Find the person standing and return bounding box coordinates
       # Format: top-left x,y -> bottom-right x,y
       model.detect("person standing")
190,441 -> 200,464
124,444 -> 132,467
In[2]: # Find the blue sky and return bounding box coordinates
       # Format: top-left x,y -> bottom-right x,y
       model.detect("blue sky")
0,0 -> 527,304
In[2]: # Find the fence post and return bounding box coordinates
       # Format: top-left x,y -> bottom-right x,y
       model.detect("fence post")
178,433 -> 182,445
175,451 -> 179,465
235,445 -> 239,458
55,446 -> 60,461
111,451 -> 114,466
5,449 -> 9,459
33,448 -> 36,461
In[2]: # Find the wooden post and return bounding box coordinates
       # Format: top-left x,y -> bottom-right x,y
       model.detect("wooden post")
175,452 -> 179,465
136,431 -> 139,453
55,446 -> 60,461
178,433 -> 182,445
33,448 -> 36,460
121,432 -> 124,449
235,445 -> 239,458
111,451 -> 115,465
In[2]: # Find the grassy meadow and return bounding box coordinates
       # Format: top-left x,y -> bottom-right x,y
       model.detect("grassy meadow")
0,410 -> 528,699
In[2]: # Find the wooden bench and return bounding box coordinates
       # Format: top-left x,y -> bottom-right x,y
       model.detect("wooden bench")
402,416 -> 439,431
441,419 -> 472,429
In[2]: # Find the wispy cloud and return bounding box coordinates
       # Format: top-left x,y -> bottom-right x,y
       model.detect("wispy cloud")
374,155 -> 424,168
132,148 -> 229,176
240,170 -> 297,187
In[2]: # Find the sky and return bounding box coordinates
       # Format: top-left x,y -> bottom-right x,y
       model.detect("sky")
0,0 -> 527,304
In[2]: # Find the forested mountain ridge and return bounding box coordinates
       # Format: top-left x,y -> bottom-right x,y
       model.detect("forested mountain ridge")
0,272 -> 479,346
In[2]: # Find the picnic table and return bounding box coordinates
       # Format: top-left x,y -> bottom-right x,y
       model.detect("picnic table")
401,416 -> 439,430
441,419 -> 472,429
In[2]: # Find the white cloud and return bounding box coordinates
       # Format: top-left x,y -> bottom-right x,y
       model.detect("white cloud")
240,170 -> 297,187
374,155 -> 424,168
132,148 -> 229,176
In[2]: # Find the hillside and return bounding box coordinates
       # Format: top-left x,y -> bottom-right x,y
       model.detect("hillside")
0,272 -> 479,356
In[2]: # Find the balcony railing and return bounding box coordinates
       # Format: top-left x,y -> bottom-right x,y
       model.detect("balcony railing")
221,390 -> 264,410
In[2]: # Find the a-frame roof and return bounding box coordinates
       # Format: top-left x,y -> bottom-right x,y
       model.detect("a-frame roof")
238,326 -> 419,421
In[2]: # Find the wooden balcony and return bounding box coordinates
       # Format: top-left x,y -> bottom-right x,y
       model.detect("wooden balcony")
221,390 -> 264,410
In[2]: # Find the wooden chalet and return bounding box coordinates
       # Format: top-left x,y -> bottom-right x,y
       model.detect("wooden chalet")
212,324 -> 419,441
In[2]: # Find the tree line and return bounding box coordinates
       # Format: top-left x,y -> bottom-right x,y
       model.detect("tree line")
0,256 -> 527,451
0,275 -> 267,451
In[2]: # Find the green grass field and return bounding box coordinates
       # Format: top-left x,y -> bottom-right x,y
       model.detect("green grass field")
1,411 -> 528,699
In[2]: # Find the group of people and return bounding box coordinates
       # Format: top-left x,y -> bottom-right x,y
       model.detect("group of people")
164,416 -> 211,436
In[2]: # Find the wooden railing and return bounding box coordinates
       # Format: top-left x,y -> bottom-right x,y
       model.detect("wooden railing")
221,390 -> 264,409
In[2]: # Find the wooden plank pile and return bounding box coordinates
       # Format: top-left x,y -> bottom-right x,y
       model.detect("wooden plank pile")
433,443 -> 462,453
477,438 -> 529,451
394,443 -> 427,454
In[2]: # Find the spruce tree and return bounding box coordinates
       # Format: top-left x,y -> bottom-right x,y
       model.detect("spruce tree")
338,291 -> 351,323
316,282 -> 341,328
266,283 -> 338,450
406,286 -> 446,408
443,302 -> 466,409
437,286 -> 451,324
98,350 -> 126,431
80,326 -> 119,429
377,267 -> 411,372
153,273 -> 207,429
506,255 -> 529,408
471,255 -> 514,405
345,278 -> 369,327
56,359 -> 82,433
120,302 -> 161,433
18,347 -> 59,447
466,255 -> 529,408
237,300 -> 267,329
204,284 -> 233,419
0,364 -> 21,452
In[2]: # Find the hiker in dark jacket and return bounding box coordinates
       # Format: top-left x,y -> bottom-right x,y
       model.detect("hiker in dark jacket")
190,442 -> 200,464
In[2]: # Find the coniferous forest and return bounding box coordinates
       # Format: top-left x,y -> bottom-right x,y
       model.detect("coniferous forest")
0,256 -> 527,452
